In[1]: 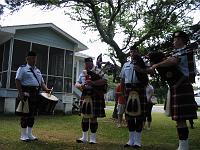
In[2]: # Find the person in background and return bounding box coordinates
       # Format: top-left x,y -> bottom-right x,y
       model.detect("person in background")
143,84 -> 154,130
188,119 -> 194,129
75,57 -> 107,144
15,51 -> 51,142
115,82 -> 126,128
120,45 -> 148,148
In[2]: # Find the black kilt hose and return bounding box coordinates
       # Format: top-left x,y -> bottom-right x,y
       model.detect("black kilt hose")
125,84 -> 147,120
170,79 -> 197,121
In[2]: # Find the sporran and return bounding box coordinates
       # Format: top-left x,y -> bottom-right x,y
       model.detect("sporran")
125,91 -> 141,116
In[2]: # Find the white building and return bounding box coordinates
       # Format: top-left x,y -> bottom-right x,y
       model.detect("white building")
0,23 -> 90,114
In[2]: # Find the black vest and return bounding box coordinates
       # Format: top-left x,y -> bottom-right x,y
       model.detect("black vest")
133,55 -> 149,86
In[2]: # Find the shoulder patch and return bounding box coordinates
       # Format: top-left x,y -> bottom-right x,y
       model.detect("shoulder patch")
20,64 -> 26,67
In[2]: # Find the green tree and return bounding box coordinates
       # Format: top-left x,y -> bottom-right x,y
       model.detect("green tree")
107,75 -> 118,90
1,0 -> 200,66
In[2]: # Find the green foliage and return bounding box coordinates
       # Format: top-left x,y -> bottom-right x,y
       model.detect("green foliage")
1,0 -> 199,65
150,79 -> 168,104
107,75 -> 118,90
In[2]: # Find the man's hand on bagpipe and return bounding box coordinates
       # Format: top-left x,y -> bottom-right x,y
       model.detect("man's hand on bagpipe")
85,80 -> 94,86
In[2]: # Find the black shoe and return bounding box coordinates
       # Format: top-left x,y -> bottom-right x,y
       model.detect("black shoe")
124,144 -> 132,147
20,137 -> 30,142
20,139 -> 30,142
76,139 -> 84,143
29,138 -> 38,141
30,138 -> 38,141
133,145 -> 141,148
89,142 -> 96,144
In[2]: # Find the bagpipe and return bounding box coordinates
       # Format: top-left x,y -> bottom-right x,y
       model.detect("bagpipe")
147,51 -> 185,86
81,55 -> 112,118
146,39 -> 199,86
96,53 -> 121,83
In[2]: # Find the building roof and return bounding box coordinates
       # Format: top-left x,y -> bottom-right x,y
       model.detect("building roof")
75,52 -> 95,60
0,23 -> 88,51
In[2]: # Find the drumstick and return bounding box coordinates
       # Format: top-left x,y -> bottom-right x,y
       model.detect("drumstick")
49,87 -> 53,96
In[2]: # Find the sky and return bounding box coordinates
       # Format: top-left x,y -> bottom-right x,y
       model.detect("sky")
0,2 -> 111,62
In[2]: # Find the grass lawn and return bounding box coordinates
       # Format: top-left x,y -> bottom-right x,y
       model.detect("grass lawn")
105,101 -> 115,106
0,110 -> 199,150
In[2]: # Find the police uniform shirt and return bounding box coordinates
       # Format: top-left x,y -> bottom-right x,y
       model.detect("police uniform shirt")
120,61 -> 139,84
15,64 -> 44,87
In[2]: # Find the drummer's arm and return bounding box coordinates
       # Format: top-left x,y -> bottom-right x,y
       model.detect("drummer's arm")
15,79 -> 24,99
41,82 -> 51,93
75,82 -> 82,88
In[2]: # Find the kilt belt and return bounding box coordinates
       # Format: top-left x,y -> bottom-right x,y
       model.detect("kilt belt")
21,86 -> 40,96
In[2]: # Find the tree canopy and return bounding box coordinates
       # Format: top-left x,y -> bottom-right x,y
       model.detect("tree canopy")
1,0 -> 200,66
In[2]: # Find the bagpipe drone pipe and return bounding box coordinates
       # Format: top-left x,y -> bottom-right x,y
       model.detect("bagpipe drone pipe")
147,39 -> 199,86
96,53 -> 121,83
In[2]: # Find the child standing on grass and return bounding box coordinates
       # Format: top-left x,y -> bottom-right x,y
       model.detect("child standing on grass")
115,82 -> 126,128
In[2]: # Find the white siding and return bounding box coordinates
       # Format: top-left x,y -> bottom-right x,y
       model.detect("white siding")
15,28 -> 76,50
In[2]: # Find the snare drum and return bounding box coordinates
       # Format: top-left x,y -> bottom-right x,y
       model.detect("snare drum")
38,92 -> 59,115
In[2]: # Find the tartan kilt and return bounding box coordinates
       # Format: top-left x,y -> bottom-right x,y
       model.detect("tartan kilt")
80,91 -> 106,118
125,85 -> 147,120
92,92 -> 106,118
170,79 -> 197,121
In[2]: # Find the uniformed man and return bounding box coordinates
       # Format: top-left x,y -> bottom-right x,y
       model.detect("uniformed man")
120,46 -> 148,148
75,57 -> 107,144
15,51 -> 51,142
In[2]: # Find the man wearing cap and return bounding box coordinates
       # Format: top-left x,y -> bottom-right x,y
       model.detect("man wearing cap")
147,31 -> 197,150
75,57 -> 107,144
15,51 -> 51,142
119,46 -> 148,148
